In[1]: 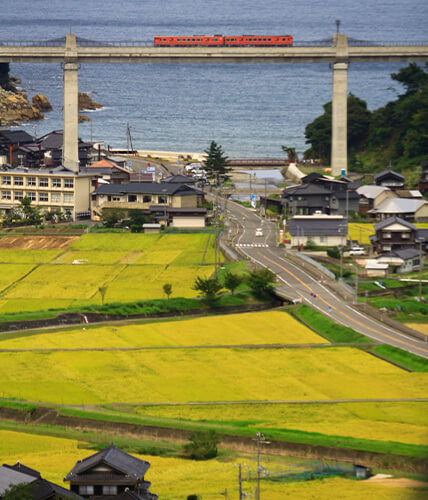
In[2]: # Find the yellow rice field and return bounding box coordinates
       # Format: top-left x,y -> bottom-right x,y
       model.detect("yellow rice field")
0,311 -> 327,349
405,323 -> 428,335
0,347 -> 425,405
0,233 -> 220,313
0,430 -> 425,500
136,401 -> 428,446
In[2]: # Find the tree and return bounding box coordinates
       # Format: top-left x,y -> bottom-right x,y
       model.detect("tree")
281,145 -> 298,163
183,430 -> 221,460
99,285 -> 108,305
127,209 -> 146,232
2,483 -> 32,500
19,197 -> 42,225
223,271 -> 242,295
193,276 -> 222,304
391,62 -> 428,96
101,208 -> 125,228
163,283 -> 172,299
246,267 -> 276,299
203,141 -> 230,180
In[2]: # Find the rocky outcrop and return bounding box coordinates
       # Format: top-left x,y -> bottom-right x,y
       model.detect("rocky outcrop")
32,93 -> 53,111
78,114 -> 91,123
0,88 -> 44,126
78,92 -> 102,110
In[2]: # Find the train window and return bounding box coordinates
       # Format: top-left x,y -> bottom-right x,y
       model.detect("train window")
162,39 -> 166,41
268,38 -> 271,41
213,38 -> 217,41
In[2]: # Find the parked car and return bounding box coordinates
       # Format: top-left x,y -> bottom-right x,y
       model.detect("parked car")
255,228 -> 263,237
349,246 -> 365,256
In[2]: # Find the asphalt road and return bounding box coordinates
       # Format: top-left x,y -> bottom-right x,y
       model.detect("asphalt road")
225,198 -> 428,359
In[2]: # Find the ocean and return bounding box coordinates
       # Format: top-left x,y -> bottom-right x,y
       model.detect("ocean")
1,0 -> 427,157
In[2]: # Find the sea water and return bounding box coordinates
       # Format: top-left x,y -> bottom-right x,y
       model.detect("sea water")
1,0 -> 427,157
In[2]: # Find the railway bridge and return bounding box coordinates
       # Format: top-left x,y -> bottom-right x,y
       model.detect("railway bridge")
1,33 -> 428,175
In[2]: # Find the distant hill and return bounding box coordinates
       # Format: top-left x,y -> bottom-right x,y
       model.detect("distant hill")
304,63 -> 428,176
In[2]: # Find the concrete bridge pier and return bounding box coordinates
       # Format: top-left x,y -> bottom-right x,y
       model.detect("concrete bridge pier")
331,34 -> 349,177
62,34 -> 79,173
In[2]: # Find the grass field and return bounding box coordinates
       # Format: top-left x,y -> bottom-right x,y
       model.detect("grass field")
0,346 -> 426,405
348,223 -> 375,244
0,233 -> 220,313
0,430 -> 426,500
0,311 -> 327,349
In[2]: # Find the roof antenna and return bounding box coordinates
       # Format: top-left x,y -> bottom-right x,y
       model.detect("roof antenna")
335,20 -> 341,33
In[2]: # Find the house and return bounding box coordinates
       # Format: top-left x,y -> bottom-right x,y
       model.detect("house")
91,182 -> 205,226
65,445 -> 157,500
370,216 -> 419,254
282,175 -> 360,216
282,183 -> 333,216
0,129 -> 40,168
368,198 -> 428,222
374,168 -> 405,190
0,165 -> 92,220
377,247 -> 424,274
81,159 -> 133,187
0,463 -> 83,499
36,130 -> 92,168
288,214 -> 348,247
356,185 -> 395,214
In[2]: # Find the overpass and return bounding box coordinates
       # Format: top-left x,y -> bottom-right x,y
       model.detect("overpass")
1,33 -> 428,175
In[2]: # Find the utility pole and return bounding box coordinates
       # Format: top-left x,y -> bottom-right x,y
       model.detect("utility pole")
253,432 -> 270,500
418,237 -> 424,302
238,463 -> 243,500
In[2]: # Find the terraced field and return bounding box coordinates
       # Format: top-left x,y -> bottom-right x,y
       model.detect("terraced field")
0,233 -> 219,313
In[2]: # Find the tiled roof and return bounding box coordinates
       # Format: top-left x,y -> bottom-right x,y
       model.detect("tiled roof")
374,168 -> 405,182
357,185 -> 390,199
369,198 -> 427,214
65,445 -> 150,481
391,247 -> 422,260
374,216 -> 417,231
93,182 -> 198,196
289,217 -> 348,236
283,183 -> 332,197
0,466 -> 37,495
0,129 -> 35,144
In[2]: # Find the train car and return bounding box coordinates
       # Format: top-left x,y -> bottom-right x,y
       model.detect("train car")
154,35 -> 293,47
224,35 -> 293,46
154,35 -> 225,46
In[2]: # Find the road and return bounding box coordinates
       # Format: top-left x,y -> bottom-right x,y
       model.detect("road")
224,198 -> 428,359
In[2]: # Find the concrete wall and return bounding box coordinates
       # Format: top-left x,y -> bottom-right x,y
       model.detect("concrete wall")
172,216 -> 205,228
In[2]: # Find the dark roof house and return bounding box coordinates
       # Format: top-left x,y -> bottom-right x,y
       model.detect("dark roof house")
374,169 -> 405,189
65,445 -> 157,500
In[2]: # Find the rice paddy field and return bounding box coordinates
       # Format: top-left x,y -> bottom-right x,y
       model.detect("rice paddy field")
0,430 -> 426,500
0,233 -> 219,313
0,331 -> 426,405
348,223 -> 428,245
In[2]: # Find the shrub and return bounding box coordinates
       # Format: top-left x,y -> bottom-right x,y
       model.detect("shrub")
183,430 -> 221,460
327,247 -> 340,259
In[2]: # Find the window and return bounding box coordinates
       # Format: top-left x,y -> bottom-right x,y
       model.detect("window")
383,231 -> 391,239
382,244 -> 391,251
102,486 -> 117,495
51,193 -> 61,203
14,191 -> 24,201
79,486 -> 94,495
401,232 -> 410,239
39,193 -> 49,202
1,176 -> 11,186
320,236 -> 327,243
112,196 -> 121,201
52,178 -> 62,188
39,177 -> 49,187
128,195 -> 137,202
14,176 -> 23,186
64,179 -> 74,188
64,193 -> 74,204
158,195 -> 167,204
143,195 -> 151,203
1,191 -> 11,200
26,177 -> 36,186
27,192 -> 36,201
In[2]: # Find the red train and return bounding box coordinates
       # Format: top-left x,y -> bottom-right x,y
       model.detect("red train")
154,35 -> 293,47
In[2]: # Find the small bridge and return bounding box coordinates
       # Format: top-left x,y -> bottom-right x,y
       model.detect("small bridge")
228,159 -> 288,168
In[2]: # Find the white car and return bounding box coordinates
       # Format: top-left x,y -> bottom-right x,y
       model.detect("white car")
255,228 -> 263,237
349,246 -> 365,256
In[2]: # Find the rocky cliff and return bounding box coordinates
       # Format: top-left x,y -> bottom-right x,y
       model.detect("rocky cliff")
0,88 -> 45,126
